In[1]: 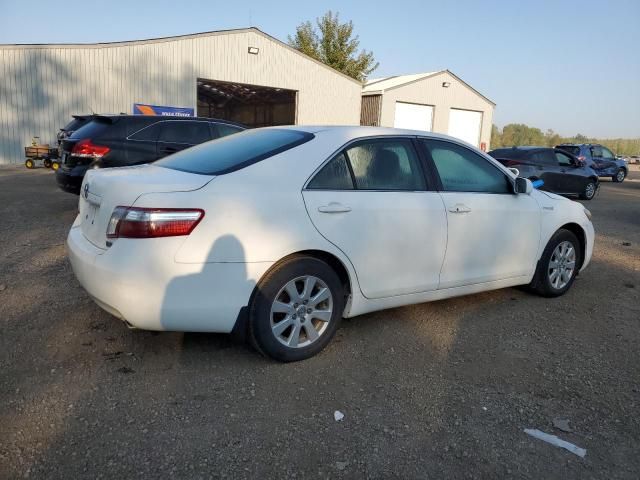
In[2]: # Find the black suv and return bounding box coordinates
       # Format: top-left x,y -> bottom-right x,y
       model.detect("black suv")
489,146 -> 599,200
55,115 -> 245,194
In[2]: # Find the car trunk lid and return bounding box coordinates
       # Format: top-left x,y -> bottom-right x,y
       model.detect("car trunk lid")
79,164 -> 213,249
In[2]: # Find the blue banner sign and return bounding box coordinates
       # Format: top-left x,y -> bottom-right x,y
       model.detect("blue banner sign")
133,103 -> 194,117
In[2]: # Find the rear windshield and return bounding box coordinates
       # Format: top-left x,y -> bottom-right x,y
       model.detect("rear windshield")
556,145 -> 580,156
69,118 -> 125,140
155,128 -> 314,175
62,117 -> 89,132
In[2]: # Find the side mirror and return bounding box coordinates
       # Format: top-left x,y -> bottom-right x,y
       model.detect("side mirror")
508,167 -> 520,177
515,177 -> 533,195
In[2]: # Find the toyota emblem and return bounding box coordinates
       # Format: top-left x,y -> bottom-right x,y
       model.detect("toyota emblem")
84,183 -> 89,199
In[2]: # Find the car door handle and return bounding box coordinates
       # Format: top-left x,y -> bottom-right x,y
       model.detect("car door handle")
448,204 -> 471,214
318,203 -> 351,214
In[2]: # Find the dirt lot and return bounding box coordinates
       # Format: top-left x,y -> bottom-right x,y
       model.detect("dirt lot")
1,166 -> 639,479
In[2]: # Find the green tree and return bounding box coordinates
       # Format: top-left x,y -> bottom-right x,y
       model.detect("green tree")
491,124 -> 503,149
288,11 -> 378,81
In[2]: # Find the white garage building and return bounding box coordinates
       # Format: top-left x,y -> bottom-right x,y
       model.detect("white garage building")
0,28 -> 362,164
360,70 -> 495,150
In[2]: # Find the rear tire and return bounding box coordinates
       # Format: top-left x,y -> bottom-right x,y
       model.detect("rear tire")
612,168 -> 626,183
527,229 -> 581,297
249,255 -> 344,362
579,180 -> 596,200
51,161 -> 60,171
43,159 -> 52,169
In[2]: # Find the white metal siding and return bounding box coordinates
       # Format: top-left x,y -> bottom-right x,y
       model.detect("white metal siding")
0,29 -> 362,164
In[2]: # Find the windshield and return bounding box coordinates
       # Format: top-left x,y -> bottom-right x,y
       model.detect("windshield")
155,128 -> 314,175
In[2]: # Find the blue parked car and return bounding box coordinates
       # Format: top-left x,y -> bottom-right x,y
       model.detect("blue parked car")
555,143 -> 628,183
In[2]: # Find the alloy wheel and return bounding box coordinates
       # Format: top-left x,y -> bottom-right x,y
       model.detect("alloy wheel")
548,241 -> 576,290
585,182 -> 595,199
616,170 -> 625,182
270,275 -> 333,348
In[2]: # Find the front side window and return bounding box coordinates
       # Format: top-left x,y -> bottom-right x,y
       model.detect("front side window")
423,139 -> 511,193
344,139 -> 426,191
591,146 -> 603,158
307,153 -> 354,190
556,151 -> 573,166
158,121 -> 211,145
601,146 -> 615,159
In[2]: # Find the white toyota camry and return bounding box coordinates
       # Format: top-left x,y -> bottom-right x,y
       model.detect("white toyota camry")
67,126 -> 594,361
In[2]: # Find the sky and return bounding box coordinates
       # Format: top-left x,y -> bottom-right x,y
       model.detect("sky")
1,0 -> 639,138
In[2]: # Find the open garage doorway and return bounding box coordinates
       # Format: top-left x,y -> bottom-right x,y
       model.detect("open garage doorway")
197,78 -> 297,127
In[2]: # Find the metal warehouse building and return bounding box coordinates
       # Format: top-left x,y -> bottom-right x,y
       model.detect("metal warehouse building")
361,70 -> 495,149
0,27 -> 362,164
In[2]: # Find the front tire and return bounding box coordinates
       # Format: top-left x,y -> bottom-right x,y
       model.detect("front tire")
613,168 -> 626,183
579,180 -> 596,200
25,159 -> 34,169
528,229 -> 581,297
249,255 -> 344,362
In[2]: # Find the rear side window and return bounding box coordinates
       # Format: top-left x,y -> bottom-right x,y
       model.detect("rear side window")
307,153 -> 354,190
345,139 -> 426,191
423,139 -> 511,194
156,128 -> 314,175
215,124 -> 244,138
129,122 -> 162,141
158,121 -> 211,144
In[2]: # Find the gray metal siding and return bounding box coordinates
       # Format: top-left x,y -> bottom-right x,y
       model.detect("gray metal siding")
0,29 -> 362,164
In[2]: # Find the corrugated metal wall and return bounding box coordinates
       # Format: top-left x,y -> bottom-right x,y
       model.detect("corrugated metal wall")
0,29 -> 362,164
376,71 -> 494,149
360,94 -> 381,126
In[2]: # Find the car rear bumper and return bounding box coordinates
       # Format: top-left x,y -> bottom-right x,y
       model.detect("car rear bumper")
56,166 -> 88,194
66,223 -> 272,332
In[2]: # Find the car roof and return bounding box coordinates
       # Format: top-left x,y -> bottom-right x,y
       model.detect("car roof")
92,114 -> 244,127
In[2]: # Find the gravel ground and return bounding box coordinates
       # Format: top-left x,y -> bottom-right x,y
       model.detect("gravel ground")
1,165 -> 639,479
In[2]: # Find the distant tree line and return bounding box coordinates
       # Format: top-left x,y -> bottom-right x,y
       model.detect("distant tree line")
491,124 -> 640,156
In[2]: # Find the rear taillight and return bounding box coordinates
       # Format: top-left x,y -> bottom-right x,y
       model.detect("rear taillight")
577,155 -> 586,164
106,207 -> 204,239
72,139 -> 110,158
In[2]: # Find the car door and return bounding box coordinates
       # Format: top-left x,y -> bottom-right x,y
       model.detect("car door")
598,146 -> 618,175
302,137 -> 447,299
125,120 -> 163,165
528,150 -> 558,191
420,139 -> 541,289
589,145 -> 615,175
156,120 -> 212,159
554,150 -> 583,194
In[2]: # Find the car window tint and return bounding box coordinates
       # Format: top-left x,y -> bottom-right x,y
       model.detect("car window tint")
215,124 -> 244,138
423,139 -> 511,194
129,122 -> 162,141
307,153 -> 354,190
556,151 -> 573,166
556,145 -> 580,157
591,146 -> 603,158
155,128 -> 314,175
345,139 -> 426,191
159,121 -> 211,144
601,147 -> 615,159
531,151 -> 555,166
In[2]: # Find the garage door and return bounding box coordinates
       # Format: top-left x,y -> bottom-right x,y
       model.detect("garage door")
394,102 -> 433,131
448,108 -> 482,147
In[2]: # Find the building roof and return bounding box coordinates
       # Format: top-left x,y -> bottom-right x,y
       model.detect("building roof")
362,72 -> 442,93
0,27 -> 362,85
362,70 -> 495,106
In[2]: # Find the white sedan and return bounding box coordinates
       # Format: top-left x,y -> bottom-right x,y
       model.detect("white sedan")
67,126 -> 594,361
